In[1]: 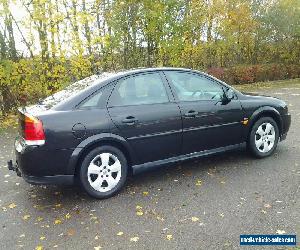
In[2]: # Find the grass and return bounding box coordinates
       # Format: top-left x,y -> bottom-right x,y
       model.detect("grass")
235,78 -> 300,92
0,78 -> 299,132
0,113 -> 18,133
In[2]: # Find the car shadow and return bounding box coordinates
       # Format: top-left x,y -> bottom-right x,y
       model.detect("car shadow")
28,148 -> 257,206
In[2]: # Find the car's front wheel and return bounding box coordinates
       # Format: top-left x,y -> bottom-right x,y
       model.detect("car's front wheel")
79,146 -> 128,199
248,117 -> 279,158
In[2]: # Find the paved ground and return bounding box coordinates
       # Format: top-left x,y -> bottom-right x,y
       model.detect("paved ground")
0,84 -> 299,250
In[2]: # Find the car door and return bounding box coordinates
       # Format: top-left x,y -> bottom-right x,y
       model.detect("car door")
107,71 -> 182,164
164,70 -> 244,155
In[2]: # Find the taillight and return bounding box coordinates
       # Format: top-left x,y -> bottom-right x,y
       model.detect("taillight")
24,113 -> 45,145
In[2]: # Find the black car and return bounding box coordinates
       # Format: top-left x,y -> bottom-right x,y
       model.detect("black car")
8,68 -> 291,199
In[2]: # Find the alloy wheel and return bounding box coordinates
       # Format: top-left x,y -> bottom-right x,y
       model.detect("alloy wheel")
87,152 -> 122,192
255,122 -> 276,153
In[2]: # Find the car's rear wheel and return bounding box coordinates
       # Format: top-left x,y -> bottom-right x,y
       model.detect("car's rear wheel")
79,146 -> 128,199
248,117 -> 279,158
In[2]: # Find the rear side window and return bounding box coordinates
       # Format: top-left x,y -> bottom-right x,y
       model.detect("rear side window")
108,73 -> 169,107
78,85 -> 113,109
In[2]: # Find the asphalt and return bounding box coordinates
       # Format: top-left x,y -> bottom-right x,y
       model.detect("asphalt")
0,85 -> 299,250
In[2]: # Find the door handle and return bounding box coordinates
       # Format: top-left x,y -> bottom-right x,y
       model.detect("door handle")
184,110 -> 199,118
122,116 -> 138,125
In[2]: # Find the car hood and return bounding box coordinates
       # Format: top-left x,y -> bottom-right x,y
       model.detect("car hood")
240,92 -> 287,108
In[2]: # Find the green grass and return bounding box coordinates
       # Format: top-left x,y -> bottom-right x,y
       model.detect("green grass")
235,78 -> 300,92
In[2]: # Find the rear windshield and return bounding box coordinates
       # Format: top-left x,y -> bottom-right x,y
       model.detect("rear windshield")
39,73 -> 115,109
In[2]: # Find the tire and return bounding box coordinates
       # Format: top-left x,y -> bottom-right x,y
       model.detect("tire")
79,146 -> 128,199
248,117 -> 279,158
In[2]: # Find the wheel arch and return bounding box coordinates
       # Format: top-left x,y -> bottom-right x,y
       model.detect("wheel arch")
247,106 -> 282,141
67,133 -> 136,176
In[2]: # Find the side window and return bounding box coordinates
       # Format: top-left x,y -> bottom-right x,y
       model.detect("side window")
78,86 -> 112,109
165,71 -> 224,102
109,73 -> 169,106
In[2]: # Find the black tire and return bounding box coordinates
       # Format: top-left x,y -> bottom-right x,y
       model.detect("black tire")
248,117 -> 279,158
79,146 -> 128,199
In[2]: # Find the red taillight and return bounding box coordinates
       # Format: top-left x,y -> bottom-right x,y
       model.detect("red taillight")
24,114 -> 45,144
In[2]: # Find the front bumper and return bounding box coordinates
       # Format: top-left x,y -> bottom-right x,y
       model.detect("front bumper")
280,113 -> 291,141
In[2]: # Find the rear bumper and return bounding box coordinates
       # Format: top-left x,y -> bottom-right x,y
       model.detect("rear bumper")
23,174 -> 74,185
7,160 -> 74,185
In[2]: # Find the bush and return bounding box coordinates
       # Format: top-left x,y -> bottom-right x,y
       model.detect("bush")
207,64 -> 300,85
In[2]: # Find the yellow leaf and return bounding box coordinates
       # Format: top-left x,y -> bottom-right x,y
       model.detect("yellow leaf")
40,236 -> 46,240
54,219 -> 62,225
191,217 -> 199,222
195,179 -> 202,186
142,191 -> 149,196
23,215 -> 31,220
65,213 -> 71,219
37,217 -> 44,222
94,246 -> 102,250
136,211 -> 143,216
35,246 -> 43,250
8,203 -> 17,209
117,231 -> 124,236
55,203 -> 62,208
276,230 -> 286,235
130,236 -> 139,242
136,205 -> 142,210
166,234 -> 173,240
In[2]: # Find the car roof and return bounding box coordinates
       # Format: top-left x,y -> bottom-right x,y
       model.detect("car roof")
51,67 -> 231,111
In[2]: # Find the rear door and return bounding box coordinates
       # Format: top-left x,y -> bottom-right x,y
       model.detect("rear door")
164,70 -> 244,154
107,72 -> 182,164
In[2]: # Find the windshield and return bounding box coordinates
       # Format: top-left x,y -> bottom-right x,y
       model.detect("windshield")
40,72 -> 115,108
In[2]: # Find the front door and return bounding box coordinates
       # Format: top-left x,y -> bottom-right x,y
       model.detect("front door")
107,72 -> 182,164
164,70 -> 244,155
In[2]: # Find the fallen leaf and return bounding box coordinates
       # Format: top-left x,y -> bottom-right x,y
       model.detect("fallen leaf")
264,204 -> 272,209
142,191 -> 149,196
220,181 -> 226,184
40,236 -> 46,240
55,203 -> 62,208
136,211 -> 143,216
54,219 -> 62,225
31,194 -> 37,198
19,234 -> 25,238
276,230 -> 286,235
191,217 -> 199,222
67,229 -> 75,236
219,213 -> 224,218
130,236 -> 139,242
65,213 -> 71,219
166,234 -> 173,240
37,217 -> 44,222
261,210 -> 267,214
94,246 -> 102,250
195,179 -> 202,186
35,246 -> 43,250
136,205 -> 142,210
8,203 -> 17,209
117,231 -> 124,236
23,215 -> 31,220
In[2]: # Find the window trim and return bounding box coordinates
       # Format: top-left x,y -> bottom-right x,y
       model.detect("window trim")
107,72 -> 171,108
163,70 -> 228,103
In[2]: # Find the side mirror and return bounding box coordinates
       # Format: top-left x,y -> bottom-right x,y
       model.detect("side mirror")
220,88 -> 235,105
225,88 -> 235,100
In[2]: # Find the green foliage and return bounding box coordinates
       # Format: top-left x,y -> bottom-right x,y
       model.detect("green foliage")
0,0 -> 299,116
